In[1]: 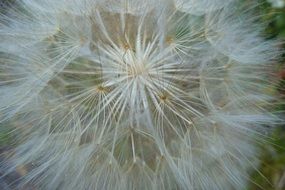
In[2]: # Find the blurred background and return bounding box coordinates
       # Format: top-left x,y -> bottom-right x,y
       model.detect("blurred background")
248,1 -> 285,190
0,0 -> 284,189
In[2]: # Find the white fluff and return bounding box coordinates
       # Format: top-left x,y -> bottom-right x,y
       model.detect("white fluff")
0,0 -> 282,190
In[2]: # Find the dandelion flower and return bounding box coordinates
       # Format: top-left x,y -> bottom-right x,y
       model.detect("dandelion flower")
0,0 -> 282,189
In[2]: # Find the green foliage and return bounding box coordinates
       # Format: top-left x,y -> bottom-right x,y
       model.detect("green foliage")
246,0 -> 285,39
248,1 -> 285,190
249,128 -> 285,190
0,125 -> 11,146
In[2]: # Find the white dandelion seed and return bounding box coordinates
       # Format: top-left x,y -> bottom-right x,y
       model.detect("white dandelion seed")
0,0 -> 283,190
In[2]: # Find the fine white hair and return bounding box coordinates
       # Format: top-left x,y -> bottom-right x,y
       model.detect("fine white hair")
0,0 -> 283,189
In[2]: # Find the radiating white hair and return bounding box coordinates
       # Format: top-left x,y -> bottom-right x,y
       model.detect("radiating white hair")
0,0 -> 283,189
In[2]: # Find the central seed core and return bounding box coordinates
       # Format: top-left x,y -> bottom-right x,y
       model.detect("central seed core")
127,63 -> 148,78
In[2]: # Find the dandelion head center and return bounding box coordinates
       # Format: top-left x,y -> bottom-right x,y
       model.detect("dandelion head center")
122,52 -> 149,78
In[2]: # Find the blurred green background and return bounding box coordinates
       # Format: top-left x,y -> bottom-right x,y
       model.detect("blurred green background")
249,1 -> 285,190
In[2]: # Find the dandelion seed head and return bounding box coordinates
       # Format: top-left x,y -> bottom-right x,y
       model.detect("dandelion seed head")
0,0 -> 283,189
